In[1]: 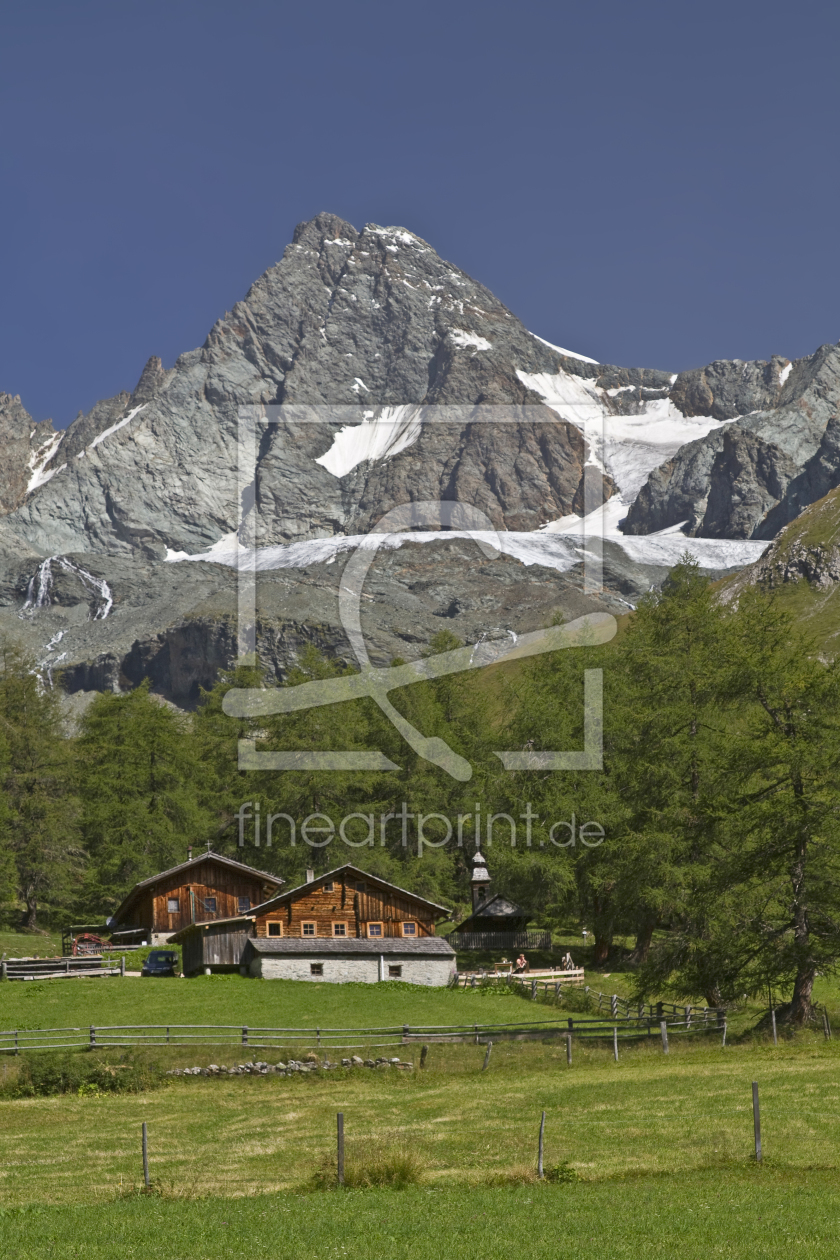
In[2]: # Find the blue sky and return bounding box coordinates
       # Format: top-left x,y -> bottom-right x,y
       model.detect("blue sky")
2,0 -> 839,426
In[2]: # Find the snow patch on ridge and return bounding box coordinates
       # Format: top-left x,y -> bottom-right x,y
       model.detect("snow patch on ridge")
26,431 -> 65,494
450,330 -> 492,352
314,406 -> 423,478
90,403 -> 147,450
531,334 -> 599,365
779,361 -> 793,386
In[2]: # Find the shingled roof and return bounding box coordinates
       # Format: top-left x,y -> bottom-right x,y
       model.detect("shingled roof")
242,936 -> 455,958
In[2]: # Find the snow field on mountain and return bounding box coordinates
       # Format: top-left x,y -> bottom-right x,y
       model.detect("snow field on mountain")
515,367 -> 728,501
166,503 -> 767,579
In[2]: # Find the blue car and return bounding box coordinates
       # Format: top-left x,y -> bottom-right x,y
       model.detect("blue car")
141,950 -> 179,977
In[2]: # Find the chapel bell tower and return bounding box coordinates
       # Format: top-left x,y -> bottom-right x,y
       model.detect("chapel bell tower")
470,849 -> 491,910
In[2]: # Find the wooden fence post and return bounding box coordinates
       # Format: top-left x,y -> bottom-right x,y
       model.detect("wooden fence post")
242,1026 -> 248,1047
537,1111 -> 546,1179
337,1112 -> 344,1185
482,1041 -> 493,1071
0,961 -> 6,981
566,1033 -> 572,1066
721,1019 -> 727,1048
90,1025 -> 96,1047
420,1045 -> 428,1069
771,1008 -> 777,1046
660,1021 -> 669,1054
531,979 -> 537,999
752,1082 -> 761,1162
613,1026 -> 619,1062
610,994 -> 617,1018
120,956 -> 125,977
823,1009 -> 832,1041
142,1121 -> 150,1188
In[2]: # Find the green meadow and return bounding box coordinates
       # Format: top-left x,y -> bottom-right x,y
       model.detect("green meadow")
2,966 -> 840,1258
2,1172 -> 839,1260
1,1032 -> 840,1258
0,974 -> 532,1037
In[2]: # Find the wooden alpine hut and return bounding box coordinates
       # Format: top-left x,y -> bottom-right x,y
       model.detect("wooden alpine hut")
108,847 -> 284,946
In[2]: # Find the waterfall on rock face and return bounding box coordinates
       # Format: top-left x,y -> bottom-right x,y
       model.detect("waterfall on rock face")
23,557 -> 54,611
21,556 -> 113,620
64,560 -> 114,620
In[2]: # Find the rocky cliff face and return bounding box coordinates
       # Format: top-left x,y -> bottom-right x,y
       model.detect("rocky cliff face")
718,485 -> 840,604
0,393 -> 61,516
623,344 -> 840,539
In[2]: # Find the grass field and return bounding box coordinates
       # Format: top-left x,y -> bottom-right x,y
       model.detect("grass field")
1,1034 -> 837,1200
3,936 -> 840,1258
0,929 -> 65,958
2,964 -> 838,1043
2,1171 -> 838,1260
0,974 -> 535,1039
1,1036 -> 839,1257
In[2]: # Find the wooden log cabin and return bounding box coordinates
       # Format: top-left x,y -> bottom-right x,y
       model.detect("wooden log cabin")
108,849 -> 284,945
251,863 -> 448,942
172,864 -> 455,984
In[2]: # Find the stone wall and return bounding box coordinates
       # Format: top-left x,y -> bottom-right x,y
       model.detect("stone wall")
250,953 -> 454,986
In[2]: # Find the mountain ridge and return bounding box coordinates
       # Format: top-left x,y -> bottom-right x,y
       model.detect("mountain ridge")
1,211 -> 837,703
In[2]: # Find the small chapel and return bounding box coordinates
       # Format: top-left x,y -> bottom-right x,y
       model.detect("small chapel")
447,850 -> 550,950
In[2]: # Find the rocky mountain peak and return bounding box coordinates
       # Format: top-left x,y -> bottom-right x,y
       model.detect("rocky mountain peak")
130,355 -> 169,407
0,213 -> 613,561
3,211 -> 839,705
0,393 -> 58,516
292,211 -> 359,249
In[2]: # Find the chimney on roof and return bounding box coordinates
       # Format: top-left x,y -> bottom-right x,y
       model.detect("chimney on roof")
306,868 -> 315,884
187,845 -> 193,861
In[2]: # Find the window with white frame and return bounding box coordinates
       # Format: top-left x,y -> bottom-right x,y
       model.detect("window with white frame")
167,898 -> 179,914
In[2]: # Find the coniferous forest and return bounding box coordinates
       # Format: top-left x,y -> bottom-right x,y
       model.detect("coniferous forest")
1,558 -> 838,1023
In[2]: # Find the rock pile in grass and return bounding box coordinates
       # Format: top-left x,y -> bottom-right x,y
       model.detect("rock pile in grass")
166,1054 -> 413,1077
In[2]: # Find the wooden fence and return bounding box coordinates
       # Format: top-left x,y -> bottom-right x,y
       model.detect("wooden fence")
0,956 -> 124,982
455,969 -> 585,988
447,931 -> 552,951
0,1008 -> 728,1054
452,971 -> 726,1026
